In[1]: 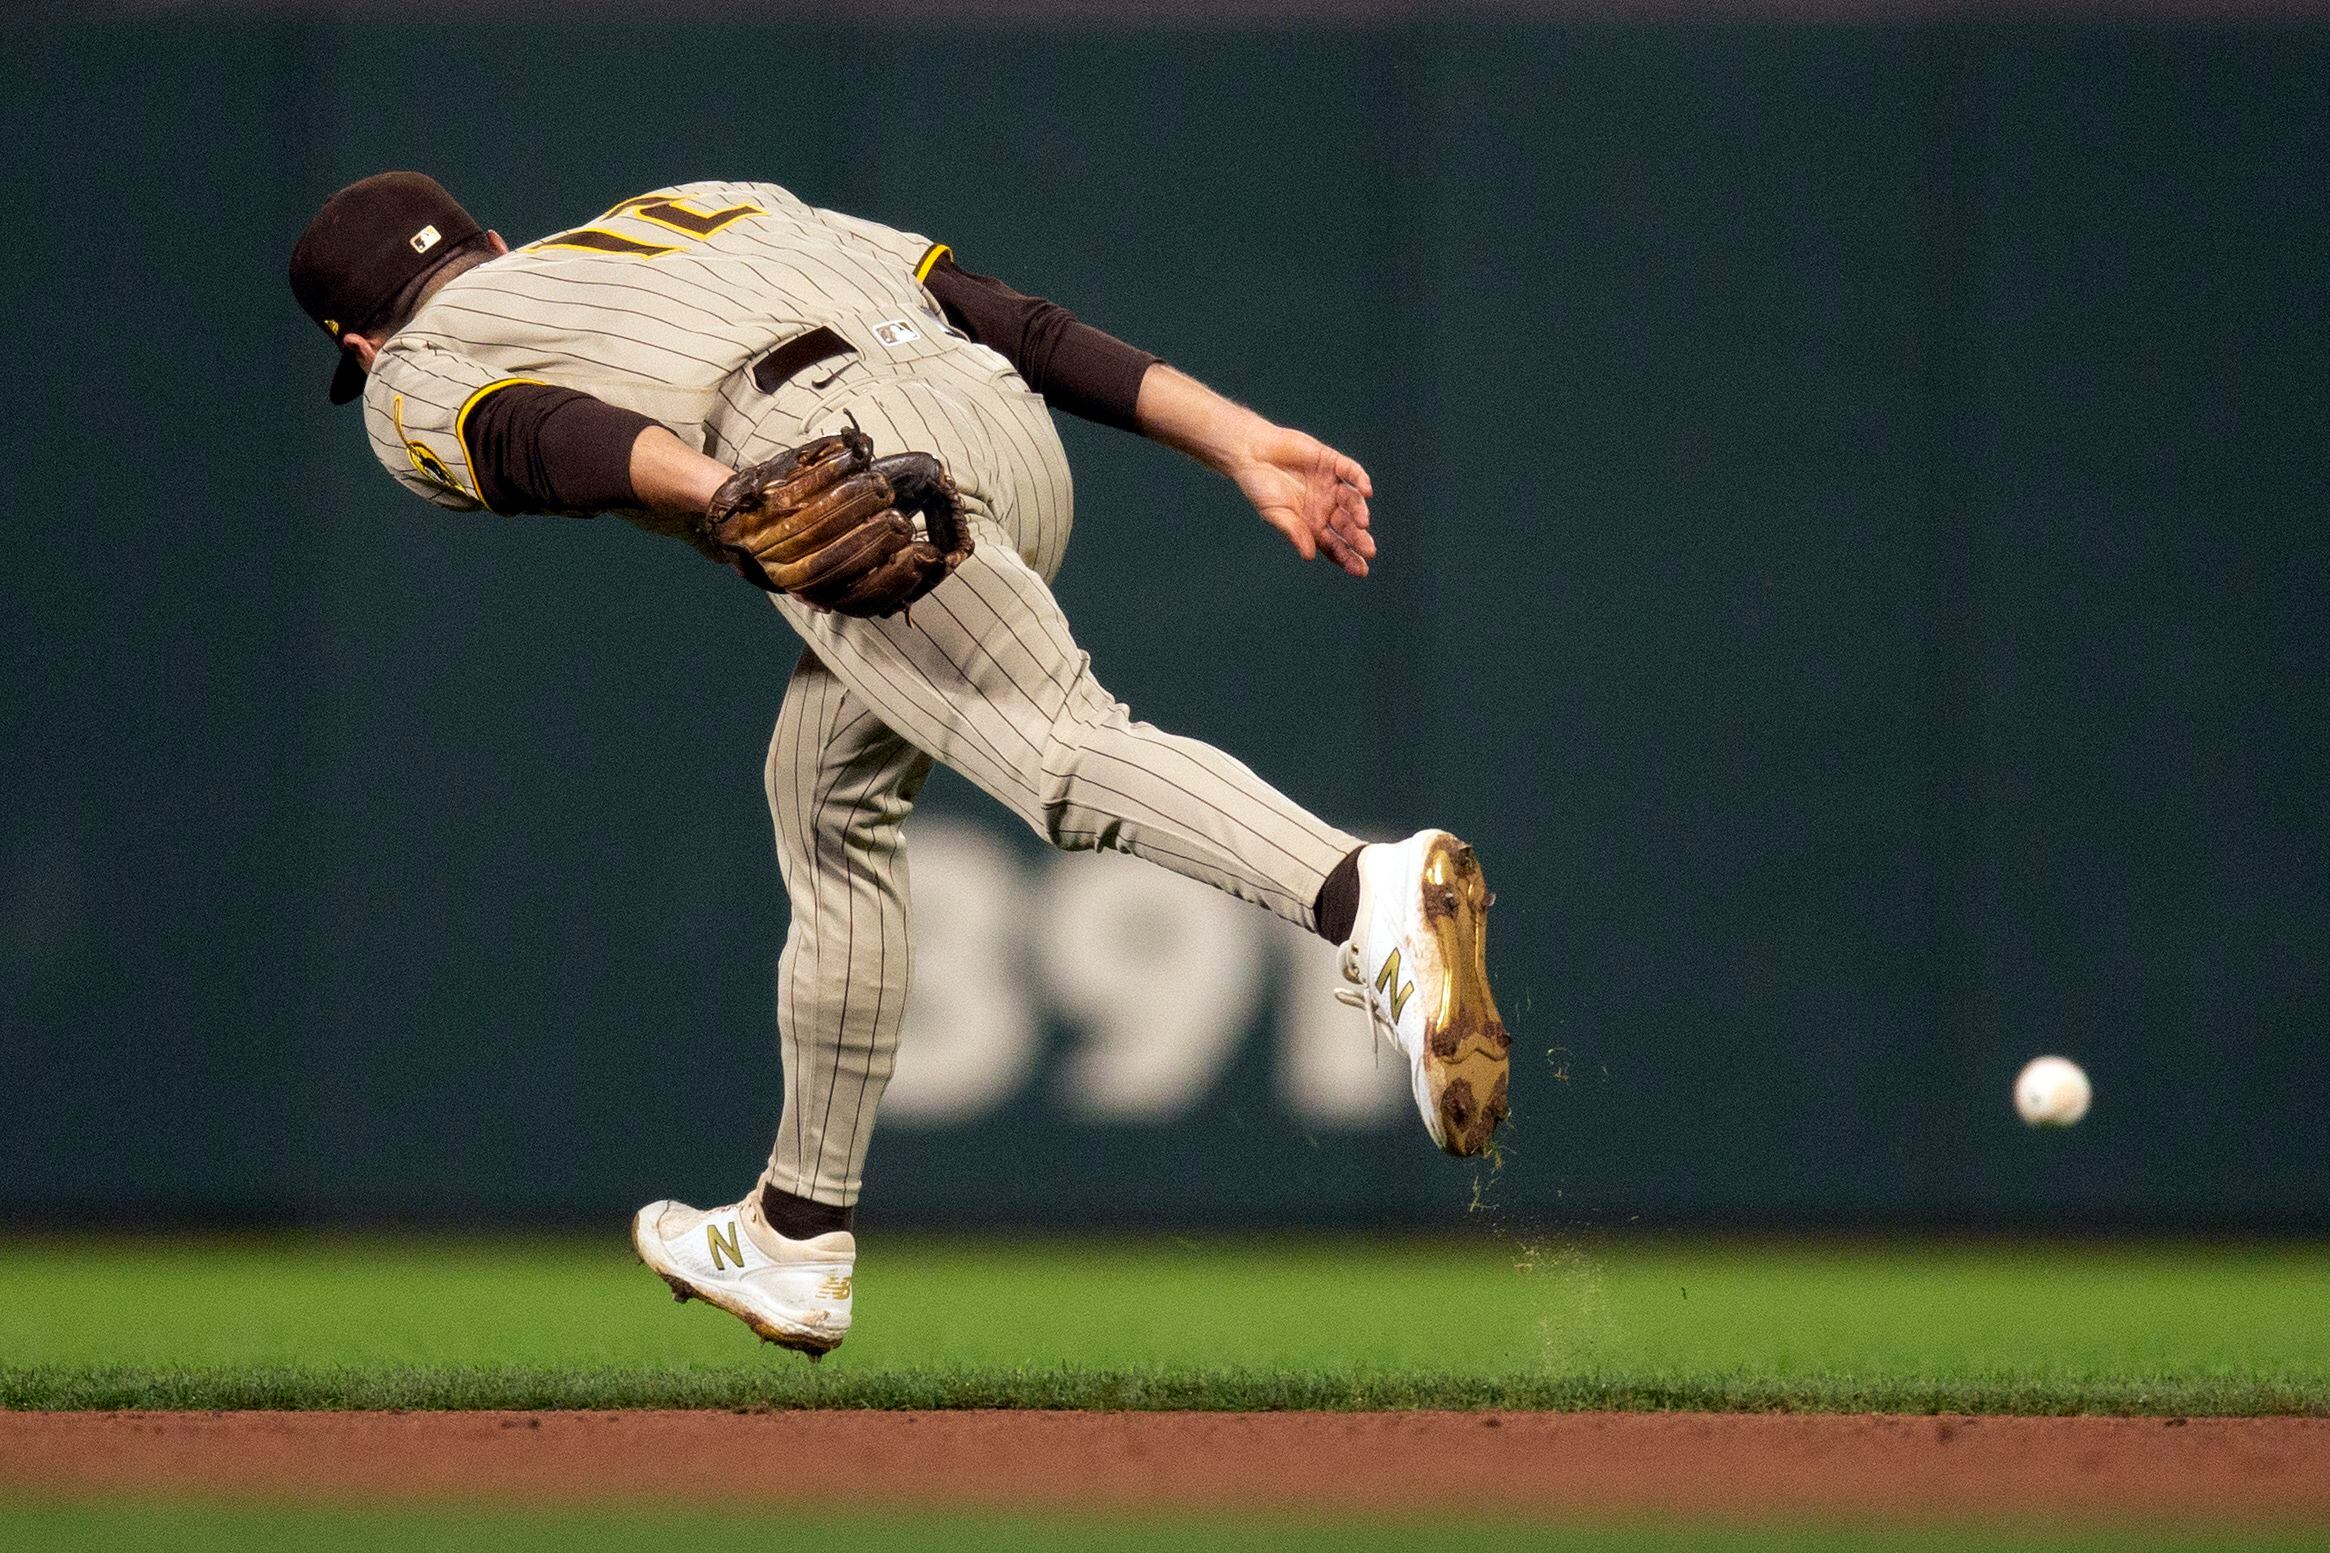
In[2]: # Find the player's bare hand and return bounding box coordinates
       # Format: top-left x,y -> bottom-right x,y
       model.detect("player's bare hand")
1232,427 -> 1375,579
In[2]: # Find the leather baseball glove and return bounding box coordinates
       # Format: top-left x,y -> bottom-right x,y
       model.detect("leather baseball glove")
696,423 -> 971,618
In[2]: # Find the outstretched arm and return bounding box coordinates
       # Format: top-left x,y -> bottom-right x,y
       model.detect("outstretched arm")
1133,364 -> 1376,579
462,290 -> 1371,576
921,255 -> 1156,431
456,383 -> 733,529
920,257 -> 1374,578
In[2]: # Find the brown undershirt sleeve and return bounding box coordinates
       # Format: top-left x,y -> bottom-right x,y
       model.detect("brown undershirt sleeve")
919,254 -> 1160,434
463,383 -> 658,517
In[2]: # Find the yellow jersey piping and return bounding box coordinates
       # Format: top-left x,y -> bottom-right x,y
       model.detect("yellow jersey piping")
454,376 -> 549,502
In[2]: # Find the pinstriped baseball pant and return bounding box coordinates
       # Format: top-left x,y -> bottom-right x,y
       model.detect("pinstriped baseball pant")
728,372 -> 1360,1207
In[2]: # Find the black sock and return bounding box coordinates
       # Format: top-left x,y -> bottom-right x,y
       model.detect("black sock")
759,1183 -> 854,1239
1312,845 -> 1366,943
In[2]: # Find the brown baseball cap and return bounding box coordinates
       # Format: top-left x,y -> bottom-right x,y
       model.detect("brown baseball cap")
289,171 -> 485,404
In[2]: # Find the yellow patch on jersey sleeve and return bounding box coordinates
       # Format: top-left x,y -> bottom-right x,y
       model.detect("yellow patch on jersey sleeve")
914,242 -> 952,283
393,393 -> 466,497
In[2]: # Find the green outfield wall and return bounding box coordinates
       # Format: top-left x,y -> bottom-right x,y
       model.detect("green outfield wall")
2,18 -> 2324,1226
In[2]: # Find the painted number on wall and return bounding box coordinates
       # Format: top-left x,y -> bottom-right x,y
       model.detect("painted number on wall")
883,821 -> 1406,1128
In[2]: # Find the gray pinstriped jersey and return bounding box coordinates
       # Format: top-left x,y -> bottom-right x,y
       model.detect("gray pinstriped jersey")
359,179 -> 1005,512
350,176 -> 1366,1210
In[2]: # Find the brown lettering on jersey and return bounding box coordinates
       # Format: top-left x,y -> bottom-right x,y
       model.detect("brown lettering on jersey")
631,198 -> 763,239
531,228 -> 680,258
527,196 -> 762,260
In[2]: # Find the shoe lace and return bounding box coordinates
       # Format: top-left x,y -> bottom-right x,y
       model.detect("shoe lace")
1333,941 -> 1394,1057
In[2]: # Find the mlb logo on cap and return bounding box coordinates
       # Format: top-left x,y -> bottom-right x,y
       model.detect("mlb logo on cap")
288,171 -> 487,403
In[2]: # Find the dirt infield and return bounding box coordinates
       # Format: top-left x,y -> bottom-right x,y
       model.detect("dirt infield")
5,1411 -> 2328,1521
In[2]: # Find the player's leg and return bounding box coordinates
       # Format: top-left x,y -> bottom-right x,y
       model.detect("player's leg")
632,646 -> 927,1358
718,375 -> 1357,930
760,646 -> 930,1215
774,539 -> 1356,933
741,379 -> 1505,1159
775,537 -> 1509,1156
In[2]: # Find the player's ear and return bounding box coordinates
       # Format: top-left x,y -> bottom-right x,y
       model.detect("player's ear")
342,332 -> 380,372
486,230 -> 509,255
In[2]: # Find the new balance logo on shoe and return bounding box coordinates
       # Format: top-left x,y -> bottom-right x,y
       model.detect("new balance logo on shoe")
1376,948 -> 1414,1022
707,1220 -> 744,1271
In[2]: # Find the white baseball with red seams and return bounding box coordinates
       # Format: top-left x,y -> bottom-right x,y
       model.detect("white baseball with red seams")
2015,1056 -> 2092,1127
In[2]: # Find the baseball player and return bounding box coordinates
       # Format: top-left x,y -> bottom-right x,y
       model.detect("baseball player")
290,171 -> 1511,1356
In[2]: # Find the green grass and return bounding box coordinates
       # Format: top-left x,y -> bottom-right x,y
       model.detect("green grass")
6,1503 -> 2328,1553
3,1232 -> 2326,1415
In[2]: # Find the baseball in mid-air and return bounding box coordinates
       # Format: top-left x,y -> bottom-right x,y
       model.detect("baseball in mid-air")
2015,1056 -> 2092,1127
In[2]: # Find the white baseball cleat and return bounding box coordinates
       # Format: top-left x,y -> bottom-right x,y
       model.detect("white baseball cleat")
1337,829 -> 1512,1157
631,1194 -> 855,1358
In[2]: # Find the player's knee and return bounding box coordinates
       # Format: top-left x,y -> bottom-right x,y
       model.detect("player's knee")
1026,720 -> 1084,849
833,785 -> 914,850
1028,688 -> 1130,853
